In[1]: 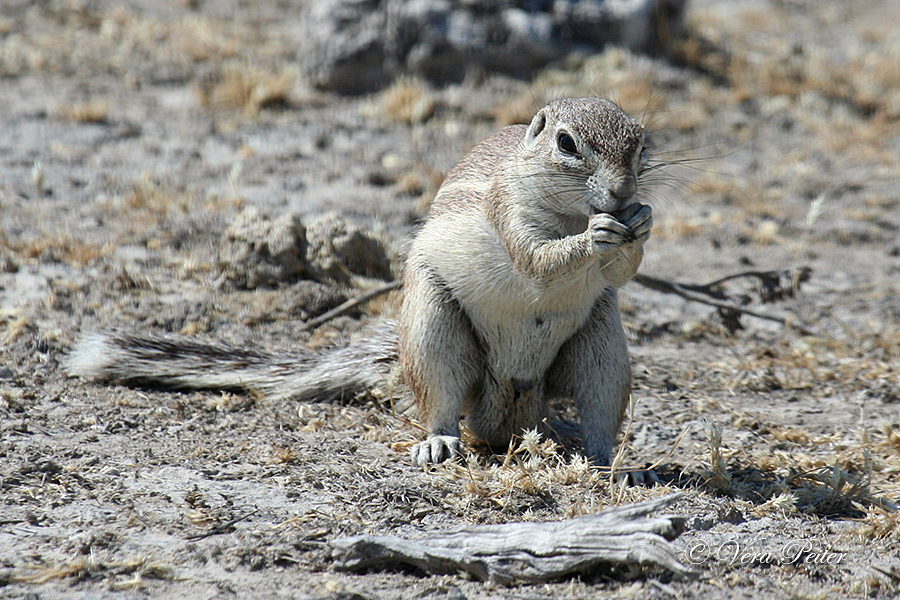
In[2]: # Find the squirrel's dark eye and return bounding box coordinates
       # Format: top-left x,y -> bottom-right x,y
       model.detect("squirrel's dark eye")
557,133 -> 578,155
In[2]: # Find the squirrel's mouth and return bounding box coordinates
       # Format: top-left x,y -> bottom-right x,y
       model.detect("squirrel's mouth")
588,202 -> 614,216
587,191 -> 634,216
589,202 -> 628,217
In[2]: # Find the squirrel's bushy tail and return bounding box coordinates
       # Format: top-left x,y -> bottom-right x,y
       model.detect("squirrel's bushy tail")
65,322 -> 403,405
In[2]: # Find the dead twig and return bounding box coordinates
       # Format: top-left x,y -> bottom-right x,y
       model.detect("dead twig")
873,565 -> 900,584
299,280 -> 401,332
633,270 -> 816,335
185,507 -> 260,541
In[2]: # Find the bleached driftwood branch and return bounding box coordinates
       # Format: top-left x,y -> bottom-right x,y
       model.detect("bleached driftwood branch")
330,493 -> 694,584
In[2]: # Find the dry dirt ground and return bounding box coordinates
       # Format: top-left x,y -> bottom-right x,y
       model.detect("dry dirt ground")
2,0 -> 900,598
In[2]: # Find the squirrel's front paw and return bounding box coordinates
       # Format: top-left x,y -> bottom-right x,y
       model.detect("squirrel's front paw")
617,202 -> 653,243
590,203 -> 652,252
589,212 -> 632,251
410,434 -> 462,468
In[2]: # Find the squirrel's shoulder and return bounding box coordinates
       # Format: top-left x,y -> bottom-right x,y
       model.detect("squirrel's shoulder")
428,125 -> 527,217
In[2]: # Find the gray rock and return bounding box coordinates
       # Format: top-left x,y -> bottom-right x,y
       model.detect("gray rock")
217,207 -> 394,289
300,0 -> 688,94
218,207 -> 308,289
303,212 -> 395,285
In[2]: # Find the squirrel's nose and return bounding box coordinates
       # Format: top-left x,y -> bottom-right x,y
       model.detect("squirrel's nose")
609,174 -> 636,203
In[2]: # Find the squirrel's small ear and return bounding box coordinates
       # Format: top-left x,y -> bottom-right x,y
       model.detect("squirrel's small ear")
525,110 -> 546,144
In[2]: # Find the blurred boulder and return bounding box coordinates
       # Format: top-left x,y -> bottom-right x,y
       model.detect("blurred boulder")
300,0 -> 688,94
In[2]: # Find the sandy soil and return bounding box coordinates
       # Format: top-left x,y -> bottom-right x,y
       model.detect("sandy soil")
1,0 -> 899,598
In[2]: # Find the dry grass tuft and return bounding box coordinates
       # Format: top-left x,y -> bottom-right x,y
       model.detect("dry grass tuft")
2,233 -> 105,269
682,4 -> 900,117
785,457 -> 875,516
171,14 -> 244,62
196,61 -> 295,117
712,331 -> 900,400
432,427 -> 680,519
12,557 -> 177,587
270,445 -> 297,464
393,166 -> 445,210
854,506 -> 900,543
493,93 -> 545,127
678,2 -> 900,170
437,429 -> 608,516
715,419 -> 897,518
12,560 -> 93,585
688,172 -> 780,219
752,492 -> 798,518
58,100 -> 110,123
0,6 -> 248,78
875,421 -> 900,452
374,77 -> 437,124
122,172 -> 192,217
689,411 -> 897,518
652,214 -> 708,240
769,427 -> 810,444
203,391 -> 256,413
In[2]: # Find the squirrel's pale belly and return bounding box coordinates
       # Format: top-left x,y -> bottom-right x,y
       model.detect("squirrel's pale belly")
468,301 -> 592,384
420,210 -> 603,383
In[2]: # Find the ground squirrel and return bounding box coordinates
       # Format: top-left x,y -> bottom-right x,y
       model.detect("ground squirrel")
67,97 -> 652,468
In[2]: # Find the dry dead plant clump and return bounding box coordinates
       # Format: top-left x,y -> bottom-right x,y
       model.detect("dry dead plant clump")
10,557 -> 178,590
439,429 -> 606,517
195,60 -> 296,117
103,172 -> 200,226
711,331 -> 900,399
692,415 -> 899,521
434,428 -> 683,521
57,100 -> 110,123
373,77 -> 437,124
1,232 -> 105,269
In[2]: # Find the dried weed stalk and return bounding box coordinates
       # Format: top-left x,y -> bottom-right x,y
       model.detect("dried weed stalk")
703,420 -> 733,493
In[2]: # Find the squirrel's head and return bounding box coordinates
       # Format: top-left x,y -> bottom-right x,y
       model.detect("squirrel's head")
521,97 -> 645,216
